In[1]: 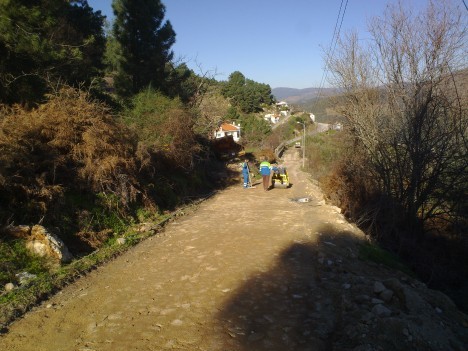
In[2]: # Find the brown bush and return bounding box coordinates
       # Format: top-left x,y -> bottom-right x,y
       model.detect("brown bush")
0,87 -> 140,224
254,149 -> 276,163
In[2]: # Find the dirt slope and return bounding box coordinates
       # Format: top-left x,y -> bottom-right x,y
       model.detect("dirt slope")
0,149 -> 467,351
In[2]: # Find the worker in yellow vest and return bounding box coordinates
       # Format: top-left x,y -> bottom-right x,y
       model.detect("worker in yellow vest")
259,157 -> 272,191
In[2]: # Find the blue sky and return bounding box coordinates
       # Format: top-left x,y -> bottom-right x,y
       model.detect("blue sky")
87,0 -> 432,89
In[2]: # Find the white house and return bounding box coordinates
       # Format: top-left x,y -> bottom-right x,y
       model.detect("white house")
310,113 -> 315,122
214,122 -> 241,142
276,101 -> 289,108
264,113 -> 280,124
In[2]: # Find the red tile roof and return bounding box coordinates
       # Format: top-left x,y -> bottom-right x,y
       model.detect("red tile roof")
220,123 -> 239,131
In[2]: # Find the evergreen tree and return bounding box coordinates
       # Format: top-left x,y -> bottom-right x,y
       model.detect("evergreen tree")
0,0 -> 106,104
221,71 -> 273,113
112,0 -> 176,96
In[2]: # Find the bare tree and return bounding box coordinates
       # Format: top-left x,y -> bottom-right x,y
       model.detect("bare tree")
328,0 -> 467,238
194,86 -> 230,138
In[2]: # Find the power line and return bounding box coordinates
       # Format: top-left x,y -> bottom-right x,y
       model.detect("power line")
311,0 -> 349,114
318,0 -> 348,99
315,0 -> 344,96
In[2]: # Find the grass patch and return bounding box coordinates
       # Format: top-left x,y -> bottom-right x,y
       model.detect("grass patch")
359,242 -> 416,278
0,240 -> 52,287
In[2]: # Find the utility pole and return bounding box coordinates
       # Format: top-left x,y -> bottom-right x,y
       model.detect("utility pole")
297,121 -> 305,169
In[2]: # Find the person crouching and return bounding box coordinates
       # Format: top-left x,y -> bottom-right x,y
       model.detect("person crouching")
259,157 -> 272,191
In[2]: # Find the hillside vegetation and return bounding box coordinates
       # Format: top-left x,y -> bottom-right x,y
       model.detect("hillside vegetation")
0,0 -> 280,298
302,2 -> 468,312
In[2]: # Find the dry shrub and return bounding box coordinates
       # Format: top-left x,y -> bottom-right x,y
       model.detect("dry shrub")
255,149 -> 276,163
194,87 -> 230,137
41,89 -> 138,198
264,132 -> 281,150
157,107 -> 201,168
75,229 -> 113,250
321,144 -> 404,240
0,87 -> 139,223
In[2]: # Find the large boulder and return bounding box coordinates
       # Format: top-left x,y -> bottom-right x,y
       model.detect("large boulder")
3,224 -> 72,263
22,225 -> 73,263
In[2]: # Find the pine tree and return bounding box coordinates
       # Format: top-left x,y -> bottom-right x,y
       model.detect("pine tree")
0,0 -> 105,104
112,0 -> 176,96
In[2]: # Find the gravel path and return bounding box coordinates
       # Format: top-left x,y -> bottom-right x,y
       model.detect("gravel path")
1,149 -> 466,351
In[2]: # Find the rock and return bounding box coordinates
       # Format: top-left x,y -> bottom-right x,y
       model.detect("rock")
135,223 -> 156,233
355,294 -> 370,303
360,312 -> 374,323
4,283 -> 15,291
15,272 -> 37,285
26,225 -> 73,263
330,206 -> 342,213
379,289 -> 394,302
371,298 -> 384,304
343,283 -> 351,289
383,278 -> 404,296
292,197 -> 310,203
373,281 -> 386,294
372,304 -> 392,317
171,319 -> 183,326
384,278 -> 430,313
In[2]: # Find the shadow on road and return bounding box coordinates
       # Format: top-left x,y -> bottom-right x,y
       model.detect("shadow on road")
215,227 -> 366,350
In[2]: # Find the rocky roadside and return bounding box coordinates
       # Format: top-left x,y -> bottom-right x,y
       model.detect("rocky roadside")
300,235 -> 468,350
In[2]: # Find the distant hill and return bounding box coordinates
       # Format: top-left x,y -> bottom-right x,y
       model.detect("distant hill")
272,87 -> 340,104
272,86 -> 345,124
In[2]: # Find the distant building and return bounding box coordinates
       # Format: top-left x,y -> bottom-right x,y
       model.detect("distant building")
276,101 -> 289,108
214,122 -> 241,142
310,113 -> 315,122
264,113 -> 280,124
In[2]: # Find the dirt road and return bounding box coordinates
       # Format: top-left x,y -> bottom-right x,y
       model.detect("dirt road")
1,149 -> 466,351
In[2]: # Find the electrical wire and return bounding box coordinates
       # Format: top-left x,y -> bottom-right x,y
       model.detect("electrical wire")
311,0 -> 349,114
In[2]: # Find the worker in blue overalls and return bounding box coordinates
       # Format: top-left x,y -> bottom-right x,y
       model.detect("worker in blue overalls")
241,158 -> 250,188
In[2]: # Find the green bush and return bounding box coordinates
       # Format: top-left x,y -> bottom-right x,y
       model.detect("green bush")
306,130 -> 348,178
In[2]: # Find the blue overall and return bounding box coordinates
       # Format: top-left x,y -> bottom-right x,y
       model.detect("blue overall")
242,162 -> 249,188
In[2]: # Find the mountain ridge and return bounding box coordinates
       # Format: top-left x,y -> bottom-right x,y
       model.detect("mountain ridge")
272,86 -> 340,104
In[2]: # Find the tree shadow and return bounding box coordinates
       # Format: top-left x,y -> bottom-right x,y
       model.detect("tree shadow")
214,226 -> 367,351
